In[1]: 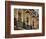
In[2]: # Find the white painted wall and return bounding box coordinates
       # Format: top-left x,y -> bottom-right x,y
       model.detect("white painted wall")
0,0 -> 46,39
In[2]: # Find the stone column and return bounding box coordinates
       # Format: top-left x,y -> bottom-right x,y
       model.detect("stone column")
21,9 -> 23,22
